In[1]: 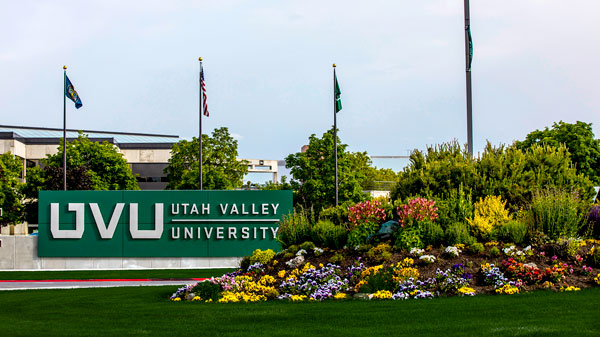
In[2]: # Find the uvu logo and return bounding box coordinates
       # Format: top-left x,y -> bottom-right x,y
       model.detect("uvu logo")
50,203 -> 163,239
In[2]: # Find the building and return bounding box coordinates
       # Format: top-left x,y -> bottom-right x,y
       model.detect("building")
0,124 -> 177,190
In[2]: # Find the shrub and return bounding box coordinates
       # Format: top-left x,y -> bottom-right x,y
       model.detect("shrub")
435,185 -> 474,229
490,246 -> 500,257
469,242 -> 485,255
394,226 -> 423,251
191,281 -> 222,302
329,252 -> 344,264
588,205 -> 600,238
310,220 -> 348,249
589,247 -> 600,267
492,220 -> 528,245
319,201 -> 354,226
347,221 -> 380,248
420,220 -> 445,247
348,200 -> 386,229
397,198 -> 438,228
445,222 -> 475,246
249,249 -> 276,265
366,243 -> 393,263
299,241 -> 316,251
277,208 -> 314,248
467,195 -> 512,239
527,188 -> 586,240
239,256 -> 251,270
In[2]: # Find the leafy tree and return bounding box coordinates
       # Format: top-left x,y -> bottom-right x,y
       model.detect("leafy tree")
42,133 -> 139,190
285,127 -> 368,212
165,127 -> 248,190
515,121 -> 600,184
0,153 -> 24,226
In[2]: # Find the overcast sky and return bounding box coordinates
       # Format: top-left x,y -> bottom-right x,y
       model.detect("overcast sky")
2,0 -> 599,170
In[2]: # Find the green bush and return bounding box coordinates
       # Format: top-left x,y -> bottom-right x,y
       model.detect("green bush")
366,243 -> 393,263
490,246 -> 500,257
527,188 -> 587,240
329,252 -> 344,264
311,220 -> 348,250
239,256 -> 251,270
299,241 -> 316,251
469,242 -> 485,255
435,185 -> 474,229
191,281 -> 222,302
277,208 -> 315,248
347,221 -> 380,248
492,220 -> 528,245
589,247 -> 600,267
420,221 -> 445,247
391,141 -> 594,214
249,249 -> 276,265
394,226 -> 423,251
445,222 -> 475,246
319,201 -> 353,226
358,268 -> 396,293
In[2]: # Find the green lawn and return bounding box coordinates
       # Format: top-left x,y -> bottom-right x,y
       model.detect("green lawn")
0,286 -> 598,336
0,268 -> 234,280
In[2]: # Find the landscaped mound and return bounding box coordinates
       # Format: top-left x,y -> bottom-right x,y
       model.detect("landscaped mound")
171,240 -> 600,303
171,188 -> 600,303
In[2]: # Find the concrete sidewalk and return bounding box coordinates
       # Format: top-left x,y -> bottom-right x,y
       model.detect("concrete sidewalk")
0,278 -> 206,291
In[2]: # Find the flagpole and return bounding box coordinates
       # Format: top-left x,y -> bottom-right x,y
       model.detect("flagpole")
63,65 -> 67,191
464,0 -> 473,157
333,64 -> 338,206
199,57 -> 203,190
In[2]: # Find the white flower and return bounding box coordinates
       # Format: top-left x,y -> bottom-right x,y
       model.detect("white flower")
410,247 -> 425,257
296,249 -> 307,256
445,246 -> 461,257
419,255 -> 436,264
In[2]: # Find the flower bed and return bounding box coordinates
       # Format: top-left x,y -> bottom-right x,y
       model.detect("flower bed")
171,240 -> 600,302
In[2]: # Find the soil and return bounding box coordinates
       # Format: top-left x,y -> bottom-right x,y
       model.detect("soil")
262,242 -> 599,294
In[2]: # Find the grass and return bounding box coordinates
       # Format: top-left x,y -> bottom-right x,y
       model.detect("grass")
0,268 -> 234,280
0,286 -> 598,336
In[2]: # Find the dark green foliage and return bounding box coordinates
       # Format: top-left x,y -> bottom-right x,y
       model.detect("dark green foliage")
527,188 -> 587,240
515,121 -> 600,184
299,241 -> 316,251
435,185 -> 474,229
490,246 -> 500,257
391,140 -> 594,214
165,127 -> 248,190
311,220 -> 348,249
319,201 -> 354,226
0,153 -> 24,226
239,256 -> 251,270
419,221 -> 445,247
394,226 -> 423,251
276,209 -> 314,249
445,222 -> 475,246
347,221 -> 380,248
285,127 -> 368,212
493,220 -> 528,245
191,281 -> 222,301
469,242 -> 485,255
589,248 -> 600,267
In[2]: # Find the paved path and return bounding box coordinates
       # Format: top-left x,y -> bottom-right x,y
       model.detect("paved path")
0,278 -> 206,291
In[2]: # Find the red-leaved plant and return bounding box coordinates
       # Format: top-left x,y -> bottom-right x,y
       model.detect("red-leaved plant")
397,197 -> 438,227
348,200 -> 386,229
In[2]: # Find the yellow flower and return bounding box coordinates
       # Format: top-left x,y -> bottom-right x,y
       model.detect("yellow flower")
334,293 -> 348,300
172,297 -> 182,302
278,270 -> 286,278
319,263 -> 324,268
192,296 -> 202,301
205,299 -> 213,303
372,290 -> 393,299
273,260 -> 278,265
458,287 -> 476,296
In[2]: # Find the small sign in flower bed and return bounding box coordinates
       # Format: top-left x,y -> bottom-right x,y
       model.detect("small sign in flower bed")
170,239 -> 600,303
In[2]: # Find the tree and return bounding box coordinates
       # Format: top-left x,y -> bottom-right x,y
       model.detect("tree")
165,127 -> 248,190
285,127 -> 368,212
0,153 -> 24,226
42,133 -> 139,190
515,121 -> 600,184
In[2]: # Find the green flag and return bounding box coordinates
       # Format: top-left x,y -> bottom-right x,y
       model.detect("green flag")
334,69 -> 342,113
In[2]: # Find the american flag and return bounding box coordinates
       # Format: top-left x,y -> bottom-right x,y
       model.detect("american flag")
200,64 -> 209,117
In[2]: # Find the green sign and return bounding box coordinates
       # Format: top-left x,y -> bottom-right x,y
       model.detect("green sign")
38,190 -> 292,257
